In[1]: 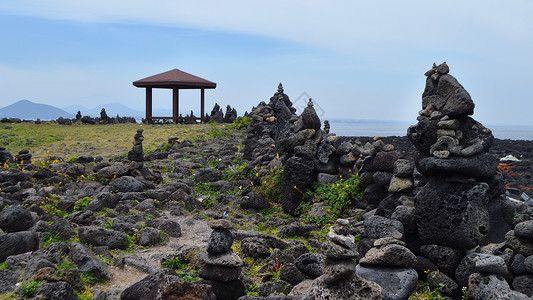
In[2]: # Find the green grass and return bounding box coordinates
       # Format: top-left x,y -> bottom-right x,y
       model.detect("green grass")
0,122 -> 215,161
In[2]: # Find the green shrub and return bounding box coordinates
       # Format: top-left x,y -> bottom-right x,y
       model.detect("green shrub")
73,197 -> 92,212
229,117 -> 251,130
258,165 -> 284,203
305,174 -> 363,217
161,257 -> 189,270
20,280 -> 46,297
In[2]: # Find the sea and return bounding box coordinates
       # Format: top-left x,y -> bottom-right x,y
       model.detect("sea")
328,119 -> 533,141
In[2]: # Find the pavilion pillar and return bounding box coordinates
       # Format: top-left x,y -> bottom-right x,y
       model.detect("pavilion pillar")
146,87 -> 152,123
173,87 -> 179,124
201,88 -> 205,123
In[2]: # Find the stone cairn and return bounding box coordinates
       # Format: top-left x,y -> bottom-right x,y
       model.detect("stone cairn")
15,148 -> 32,165
322,219 -> 358,284
198,219 -> 244,299
204,103 -> 238,123
127,129 -> 144,175
407,62 -> 501,249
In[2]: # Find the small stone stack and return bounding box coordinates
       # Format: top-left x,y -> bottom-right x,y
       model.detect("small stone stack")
407,62 -> 502,250
127,129 -> 144,173
354,137 -> 401,209
356,237 -> 418,299
198,219 -> 244,299
321,219 -> 358,284
15,149 -> 32,165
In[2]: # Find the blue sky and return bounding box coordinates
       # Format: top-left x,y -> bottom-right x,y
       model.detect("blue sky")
0,1 -> 532,125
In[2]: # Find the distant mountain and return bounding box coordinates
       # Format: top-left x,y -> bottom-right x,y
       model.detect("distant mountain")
63,102 -> 143,118
0,100 -> 73,120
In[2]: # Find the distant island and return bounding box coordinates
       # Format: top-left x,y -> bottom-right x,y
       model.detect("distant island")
0,100 -> 74,120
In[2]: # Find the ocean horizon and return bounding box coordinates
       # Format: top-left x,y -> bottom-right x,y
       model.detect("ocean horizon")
327,119 -> 533,141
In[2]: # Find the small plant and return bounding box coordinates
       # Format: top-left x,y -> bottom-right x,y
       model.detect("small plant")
461,286 -> 468,300
73,197 -> 92,212
305,174 -> 363,217
66,155 -> 79,163
38,194 -> 68,217
207,122 -> 232,139
80,271 -> 97,285
258,165 -> 284,203
229,116 -> 251,130
20,280 -> 46,298
0,262 -> 8,269
177,270 -> 199,282
56,259 -> 76,270
96,254 -> 111,265
193,182 -> 220,209
161,257 -> 189,270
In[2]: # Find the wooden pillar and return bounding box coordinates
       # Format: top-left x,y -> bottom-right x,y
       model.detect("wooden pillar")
146,87 -> 152,123
173,87 -> 179,124
201,88 -> 205,123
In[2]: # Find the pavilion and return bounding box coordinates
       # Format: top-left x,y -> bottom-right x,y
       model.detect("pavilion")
133,69 -> 217,124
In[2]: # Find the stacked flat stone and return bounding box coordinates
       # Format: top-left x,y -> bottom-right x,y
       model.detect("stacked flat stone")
127,129 -> 144,172
407,62 -> 502,250
198,219 -> 243,282
321,219 -> 358,284
354,137 -> 403,209
15,149 -> 32,165
356,237 -> 418,299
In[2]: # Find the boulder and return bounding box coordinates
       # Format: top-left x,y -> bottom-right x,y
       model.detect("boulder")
356,265 -> 418,300
0,205 -> 34,232
420,244 -> 464,278
290,275 -> 382,300
0,269 -> 18,294
281,157 -> 314,215
78,226 -> 128,249
206,229 -> 233,254
68,242 -> 110,280
415,176 -> 490,248
415,153 -> 499,178
240,192 -> 270,210
294,253 -> 325,279
121,270 -> 193,300
109,176 -> 144,193
280,263 -> 306,286
0,231 -> 39,263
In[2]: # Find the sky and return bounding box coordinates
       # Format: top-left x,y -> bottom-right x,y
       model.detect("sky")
0,1 -> 532,125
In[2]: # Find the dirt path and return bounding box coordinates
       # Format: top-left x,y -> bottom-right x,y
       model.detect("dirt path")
93,214 -> 212,292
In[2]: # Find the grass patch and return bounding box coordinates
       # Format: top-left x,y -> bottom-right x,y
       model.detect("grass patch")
0,123 -> 212,161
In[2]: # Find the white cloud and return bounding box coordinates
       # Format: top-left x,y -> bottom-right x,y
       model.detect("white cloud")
2,0 -> 531,55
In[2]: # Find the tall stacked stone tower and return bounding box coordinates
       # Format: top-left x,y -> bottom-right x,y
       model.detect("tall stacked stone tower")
407,62 -> 502,249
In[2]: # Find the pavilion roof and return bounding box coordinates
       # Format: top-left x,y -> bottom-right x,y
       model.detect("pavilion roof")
133,69 -> 216,89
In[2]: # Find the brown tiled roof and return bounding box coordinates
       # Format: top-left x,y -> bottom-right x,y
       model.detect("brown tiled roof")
133,69 -> 216,89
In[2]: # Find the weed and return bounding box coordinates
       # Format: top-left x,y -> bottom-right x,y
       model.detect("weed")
207,122 -> 232,139
96,255 -> 111,265
177,270 -> 199,282
258,165 -> 284,203
193,182 -> 219,209
37,194 -> 68,218
80,271 -> 97,285
73,197 -> 92,212
56,259 -> 76,270
306,174 -> 363,216
228,116 -> 251,130
20,280 -> 46,297
161,257 -> 189,270
66,155 -> 79,163
0,262 -> 8,269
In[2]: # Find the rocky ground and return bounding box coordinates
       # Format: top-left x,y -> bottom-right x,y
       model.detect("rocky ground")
347,135 -> 533,198
1,75 -> 533,299
0,125 -> 531,300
